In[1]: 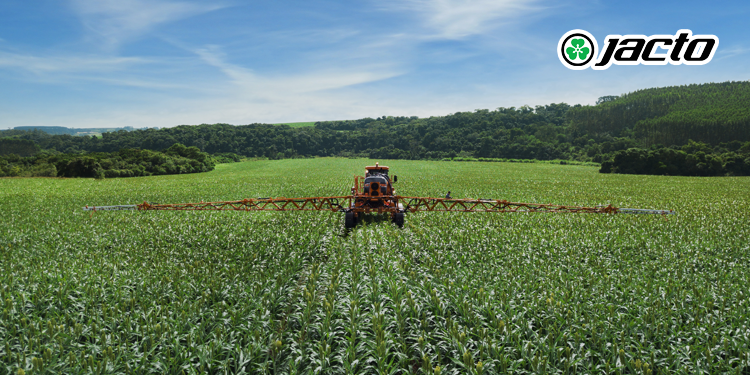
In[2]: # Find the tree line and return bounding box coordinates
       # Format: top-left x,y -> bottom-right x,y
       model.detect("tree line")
2,81 -> 749,177
0,143 -> 217,178
0,103 -> 586,161
600,140 -> 750,176
567,81 -> 750,146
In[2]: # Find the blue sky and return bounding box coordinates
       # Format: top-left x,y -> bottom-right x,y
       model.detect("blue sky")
0,0 -> 748,129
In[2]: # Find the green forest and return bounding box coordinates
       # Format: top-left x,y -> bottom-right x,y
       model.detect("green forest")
568,81 -> 750,146
2,81 -> 749,177
601,140 -> 750,176
0,143 -> 217,178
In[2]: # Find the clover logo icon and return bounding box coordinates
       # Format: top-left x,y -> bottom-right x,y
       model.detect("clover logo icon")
566,38 -> 590,60
558,30 -> 598,70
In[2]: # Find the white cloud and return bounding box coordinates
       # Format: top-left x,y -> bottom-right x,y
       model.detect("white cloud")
0,50 -> 147,74
0,49 -> 201,91
715,45 -> 750,60
70,0 -> 224,49
0,44 -> 410,128
193,45 -> 402,97
382,0 -> 543,39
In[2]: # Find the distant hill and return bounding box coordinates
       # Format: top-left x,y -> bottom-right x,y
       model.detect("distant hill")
12,126 -> 156,136
12,126 -> 75,135
567,81 -> 750,146
273,122 -> 316,128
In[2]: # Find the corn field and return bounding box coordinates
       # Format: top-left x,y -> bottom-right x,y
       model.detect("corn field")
1,158 -> 749,374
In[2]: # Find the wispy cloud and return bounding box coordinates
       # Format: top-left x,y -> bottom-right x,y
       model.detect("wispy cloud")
71,45 -> 411,127
0,50 -> 147,74
0,49 -> 199,91
715,45 -> 750,60
193,45 -> 402,96
69,0 -> 224,49
381,0 -> 543,39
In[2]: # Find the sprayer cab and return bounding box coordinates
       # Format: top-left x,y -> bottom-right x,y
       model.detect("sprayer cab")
363,162 -> 396,197
346,162 -> 405,228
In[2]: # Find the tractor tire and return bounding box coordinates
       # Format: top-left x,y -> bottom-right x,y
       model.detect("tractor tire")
345,211 -> 357,229
393,212 -> 404,228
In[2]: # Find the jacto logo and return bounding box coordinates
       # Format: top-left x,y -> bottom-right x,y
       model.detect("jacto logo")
558,29 -> 718,70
